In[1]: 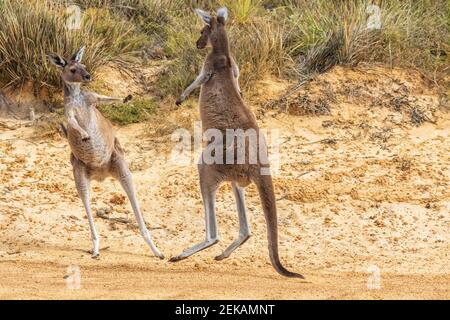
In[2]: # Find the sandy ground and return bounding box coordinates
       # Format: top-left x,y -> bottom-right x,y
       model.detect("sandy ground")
0,66 -> 449,299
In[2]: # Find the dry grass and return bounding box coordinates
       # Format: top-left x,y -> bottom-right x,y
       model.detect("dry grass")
284,0 -> 449,76
0,0 -> 448,119
0,0 -> 146,91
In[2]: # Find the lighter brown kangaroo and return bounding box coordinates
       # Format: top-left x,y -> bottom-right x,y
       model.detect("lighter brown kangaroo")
47,47 -> 163,259
171,8 -> 303,278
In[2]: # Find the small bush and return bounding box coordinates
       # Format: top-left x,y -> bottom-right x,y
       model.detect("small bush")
97,97 -> 157,125
229,17 -> 294,89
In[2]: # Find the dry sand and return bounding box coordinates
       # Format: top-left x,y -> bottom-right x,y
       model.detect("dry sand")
0,66 -> 448,299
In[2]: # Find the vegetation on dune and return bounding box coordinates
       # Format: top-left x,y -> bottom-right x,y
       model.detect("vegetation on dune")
0,0 -> 448,123
159,0 -> 449,96
68,0 -> 184,39
0,0 -> 146,91
97,97 -> 158,125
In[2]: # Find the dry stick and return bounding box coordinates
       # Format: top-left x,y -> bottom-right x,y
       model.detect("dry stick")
276,171 -> 312,201
296,171 -> 313,178
264,77 -> 312,110
96,209 -> 162,231
300,138 -> 339,145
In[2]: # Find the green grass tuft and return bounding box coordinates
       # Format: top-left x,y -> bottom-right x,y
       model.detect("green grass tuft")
97,98 -> 158,125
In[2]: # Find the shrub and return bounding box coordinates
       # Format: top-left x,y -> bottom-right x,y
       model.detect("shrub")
1,0 -> 449,120
0,0 -> 146,91
282,0 -> 449,75
97,97 -> 157,125
71,0 -> 184,39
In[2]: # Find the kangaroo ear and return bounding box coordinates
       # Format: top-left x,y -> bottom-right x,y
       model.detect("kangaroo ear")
46,53 -> 67,68
217,7 -> 228,22
195,8 -> 211,26
71,46 -> 85,63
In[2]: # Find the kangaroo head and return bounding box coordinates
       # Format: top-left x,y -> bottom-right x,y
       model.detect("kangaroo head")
46,46 -> 91,83
195,7 -> 228,50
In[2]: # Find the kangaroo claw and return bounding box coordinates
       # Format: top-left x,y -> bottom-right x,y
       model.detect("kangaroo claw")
123,95 -> 133,103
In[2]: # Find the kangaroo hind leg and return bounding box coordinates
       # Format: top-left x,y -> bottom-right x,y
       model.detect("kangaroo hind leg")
110,151 -> 164,259
169,164 -> 221,262
72,155 -> 100,258
215,181 -> 251,260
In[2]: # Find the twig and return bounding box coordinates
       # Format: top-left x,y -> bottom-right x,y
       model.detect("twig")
96,209 -> 162,231
300,138 -> 338,145
296,171 -> 313,178
264,77 -> 312,110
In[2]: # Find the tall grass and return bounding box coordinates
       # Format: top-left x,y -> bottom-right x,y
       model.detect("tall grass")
156,17 -> 206,98
283,0 -> 449,75
0,0 -> 448,106
0,0 -> 146,91
229,19 -> 293,88
156,0 -> 448,99
70,0 -> 184,39
221,0 -> 262,24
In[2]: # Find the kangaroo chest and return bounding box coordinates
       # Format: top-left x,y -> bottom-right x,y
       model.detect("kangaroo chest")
199,81 -> 256,131
65,99 -> 114,168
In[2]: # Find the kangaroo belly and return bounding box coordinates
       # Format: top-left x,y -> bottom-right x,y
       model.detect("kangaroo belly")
68,132 -> 113,167
67,106 -> 115,168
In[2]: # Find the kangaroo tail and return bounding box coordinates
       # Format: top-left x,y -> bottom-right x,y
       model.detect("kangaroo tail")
60,123 -> 68,138
253,173 -> 304,278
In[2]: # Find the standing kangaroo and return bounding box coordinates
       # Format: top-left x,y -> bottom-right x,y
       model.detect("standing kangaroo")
171,8 -> 303,278
47,47 -> 163,259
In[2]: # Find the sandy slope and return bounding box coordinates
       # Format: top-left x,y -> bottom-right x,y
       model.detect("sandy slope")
0,66 -> 449,299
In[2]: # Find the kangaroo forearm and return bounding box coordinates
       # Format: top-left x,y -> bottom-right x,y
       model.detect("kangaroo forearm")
180,70 -> 213,100
68,117 -> 88,136
84,91 -> 123,105
94,94 -> 122,104
180,82 -> 199,100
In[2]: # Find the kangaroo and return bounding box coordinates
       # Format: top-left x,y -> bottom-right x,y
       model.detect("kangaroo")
171,8 -> 303,278
47,47 -> 163,259
175,9 -> 241,105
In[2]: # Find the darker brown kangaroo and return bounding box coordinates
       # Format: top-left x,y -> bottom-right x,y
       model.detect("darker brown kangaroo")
47,47 -> 163,259
171,8 -> 303,278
